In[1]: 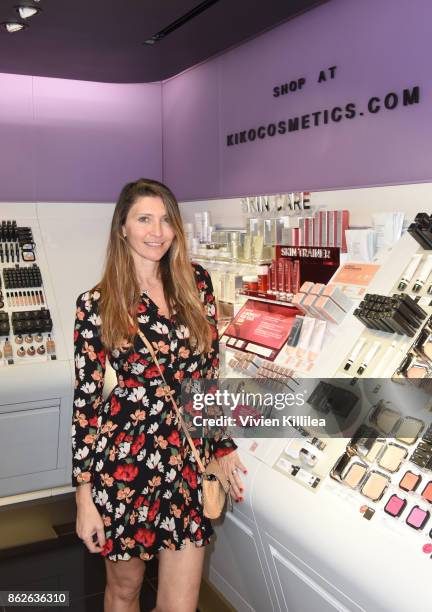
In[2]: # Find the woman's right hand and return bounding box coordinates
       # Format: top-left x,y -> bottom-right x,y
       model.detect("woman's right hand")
75,485 -> 106,554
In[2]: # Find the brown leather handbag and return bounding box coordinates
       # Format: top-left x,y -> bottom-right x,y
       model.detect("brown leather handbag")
130,318 -> 232,519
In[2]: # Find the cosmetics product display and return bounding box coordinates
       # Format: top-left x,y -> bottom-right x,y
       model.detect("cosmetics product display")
293,281 -> 353,323
395,251 -> 432,296
407,213 -> 432,250
353,292 -> 427,337
0,219 -> 56,365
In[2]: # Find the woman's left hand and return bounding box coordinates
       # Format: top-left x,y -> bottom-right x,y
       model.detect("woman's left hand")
217,450 -> 247,502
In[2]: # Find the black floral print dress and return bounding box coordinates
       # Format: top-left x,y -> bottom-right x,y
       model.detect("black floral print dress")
71,262 -> 237,561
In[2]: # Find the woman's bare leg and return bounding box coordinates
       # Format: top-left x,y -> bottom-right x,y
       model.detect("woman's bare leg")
104,557 -> 146,612
152,539 -> 205,612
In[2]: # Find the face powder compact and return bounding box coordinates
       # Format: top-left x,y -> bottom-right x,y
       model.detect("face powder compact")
399,470 -> 422,492
421,481 -> 432,503
394,417 -> 424,445
361,471 -> 390,501
341,459 -> 368,489
384,494 -> 407,518
378,443 -> 408,473
370,403 -> 401,435
365,439 -> 385,463
406,505 -> 430,530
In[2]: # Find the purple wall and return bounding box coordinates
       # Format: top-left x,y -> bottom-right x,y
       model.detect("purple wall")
162,0 -> 432,200
0,75 -> 162,202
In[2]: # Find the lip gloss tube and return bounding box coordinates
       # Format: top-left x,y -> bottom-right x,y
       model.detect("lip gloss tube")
413,255 -> 432,293
398,255 -> 422,291
357,341 -> 381,375
343,337 -> 366,371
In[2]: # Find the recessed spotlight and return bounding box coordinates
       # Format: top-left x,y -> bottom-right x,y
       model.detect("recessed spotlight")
16,5 -> 42,19
1,22 -> 28,33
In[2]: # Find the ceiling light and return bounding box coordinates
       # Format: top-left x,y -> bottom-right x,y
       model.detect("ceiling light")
16,6 -> 42,19
2,22 -> 27,32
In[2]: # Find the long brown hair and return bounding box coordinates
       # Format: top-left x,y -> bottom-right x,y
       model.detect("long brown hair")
95,178 -> 212,353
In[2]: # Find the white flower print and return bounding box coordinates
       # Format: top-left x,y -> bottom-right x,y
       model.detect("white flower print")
95,489 -> 109,506
74,397 -> 86,408
118,442 -> 131,459
175,325 -> 189,339
160,517 -> 176,532
106,501 -> 113,513
163,490 -> 173,499
115,524 -> 125,538
150,321 -> 169,335
74,446 -> 89,460
149,400 -> 163,415
186,362 -> 198,373
75,354 -> 86,369
136,449 -> 147,461
81,328 -> 94,339
116,553 -> 131,561
81,381 -> 96,394
131,362 -> 145,375
95,459 -> 104,472
146,450 -> 161,470
165,468 -> 176,483
128,387 -> 147,403
115,503 -> 126,519
147,422 -> 159,435
138,505 -> 149,522
96,436 -> 107,453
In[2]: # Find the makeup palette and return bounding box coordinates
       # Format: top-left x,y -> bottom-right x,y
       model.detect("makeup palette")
360,471 -> 390,501
406,506 -> 430,530
384,494 -> 407,518
378,444 -> 408,473
341,460 -> 368,489
394,417 -> 424,445
399,471 -> 421,492
421,481 -> 432,503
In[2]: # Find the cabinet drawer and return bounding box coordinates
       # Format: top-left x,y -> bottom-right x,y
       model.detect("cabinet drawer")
0,405 -> 60,479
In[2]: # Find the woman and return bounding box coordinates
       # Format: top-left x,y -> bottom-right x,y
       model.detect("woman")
72,178 -> 246,612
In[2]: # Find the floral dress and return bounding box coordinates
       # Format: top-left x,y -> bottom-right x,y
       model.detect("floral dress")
71,262 -> 237,561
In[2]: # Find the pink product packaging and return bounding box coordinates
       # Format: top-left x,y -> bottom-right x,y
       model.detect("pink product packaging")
302,294 -> 323,318
319,211 -> 328,247
299,281 -> 315,294
322,284 -> 353,313
292,293 -> 310,315
313,296 -> 346,324
310,283 -> 325,296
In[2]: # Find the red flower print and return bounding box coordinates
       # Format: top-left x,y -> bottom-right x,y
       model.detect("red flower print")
74,329 -> 79,342
167,430 -> 180,447
135,527 -> 156,548
89,415 -> 99,427
113,464 -> 139,482
197,280 -> 206,290
131,433 -> 145,455
182,465 -> 197,489
134,495 -> 145,509
127,352 -> 141,363
148,498 -> 160,522
115,431 -> 126,445
137,303 -> 147,313
110,396 -> 121,416
101,538 -> 113,557
98,350 -> 106,367
124,378 -> 140,387
195,528 -> 203,540
144,364 -> 163,379
192,371 -> 201,379
214,446 -> 235,458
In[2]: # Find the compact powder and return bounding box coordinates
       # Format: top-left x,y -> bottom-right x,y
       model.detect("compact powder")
374,408 -> 400,434
422,481 -> 432,503
406,506 -> 430,530
399,471 -> 421,492
361,471 -> 389,501
384,494 -> 407,518
406,365 -> 428,379
394,417 -> 424,445
378,444 -> 408,472
422,341 -> 432,361
365,440 -> 385,463
342,462 -> 367,488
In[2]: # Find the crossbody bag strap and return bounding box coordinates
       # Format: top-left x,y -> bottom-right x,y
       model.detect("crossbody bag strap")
128,315 -> 207,474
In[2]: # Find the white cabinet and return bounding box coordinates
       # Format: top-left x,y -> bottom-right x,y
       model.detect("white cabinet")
210,510 -> 275,612
266,539 -> 363,612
